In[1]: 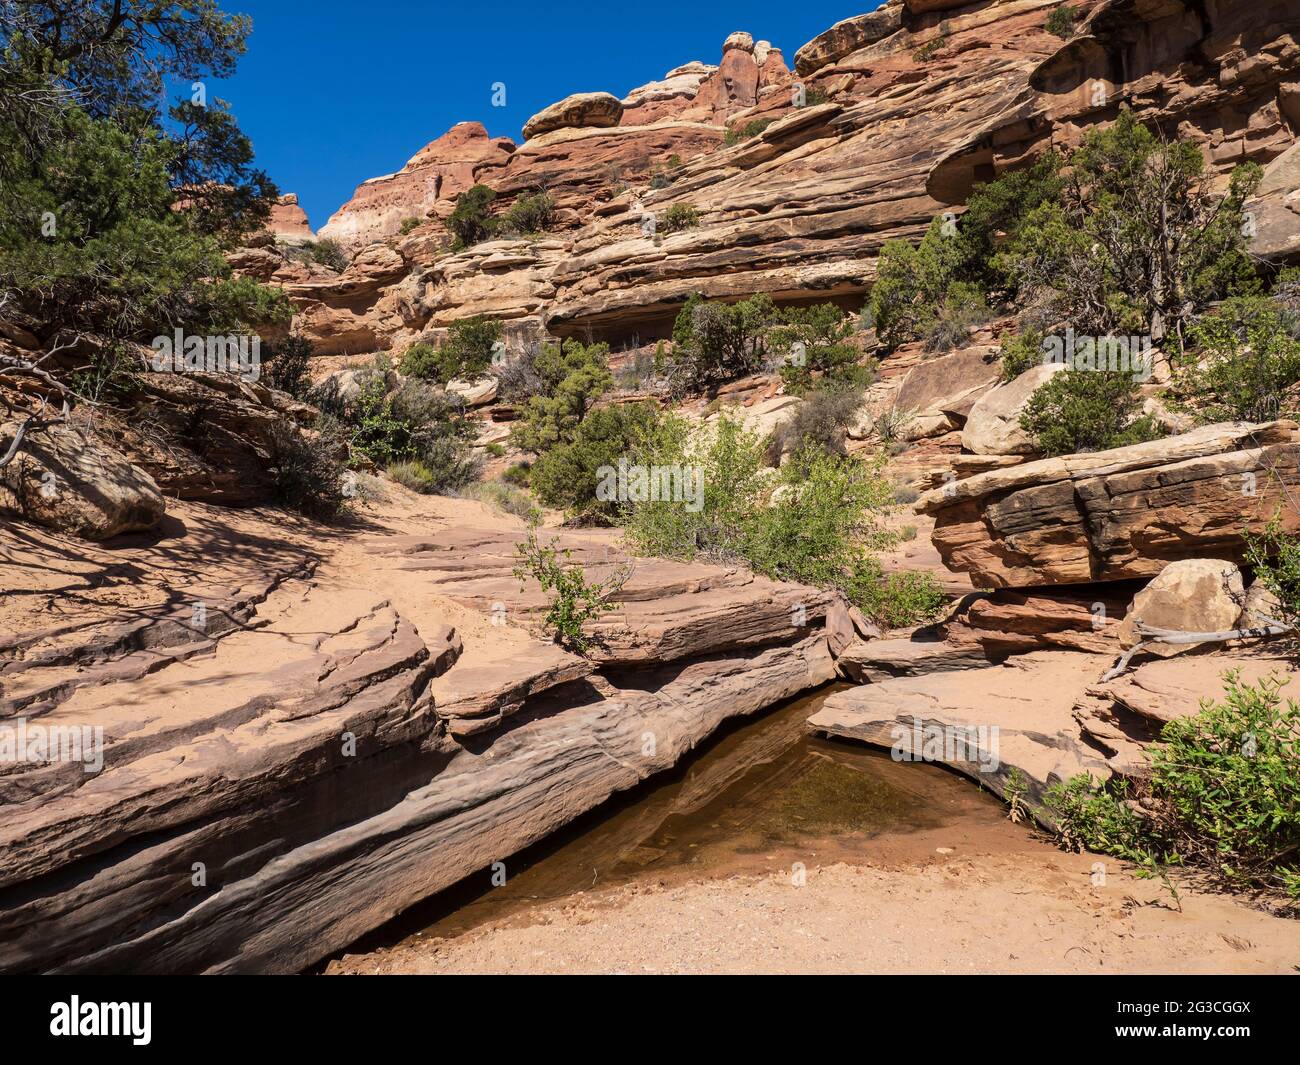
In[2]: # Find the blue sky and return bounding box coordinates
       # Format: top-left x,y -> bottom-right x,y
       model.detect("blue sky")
212,2 -> 878,229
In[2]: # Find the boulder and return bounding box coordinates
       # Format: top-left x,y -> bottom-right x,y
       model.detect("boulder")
793,8 -> 906,75
1117,559 -> 1246,651
1246,139 -> 1300,263
446,376 -> 499,407
919,421 -> 1300,588
0,421 -> 164,540
961,362 -> 1066,456
523,92 -> 624,141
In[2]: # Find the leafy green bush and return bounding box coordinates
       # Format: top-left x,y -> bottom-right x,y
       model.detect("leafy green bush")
769,303 -> 868,392
511,339 -> 614,454
499,191 -> 556,236
1177,297 -> 1300,423
446,184 -> 497,249
400,316 -> 503,385
623,413 -> 923,625
1045,5 -> 1078,39
666,293 -> 776,394
724,119 -> 773,146
661,203 -> 700,233
857,567 -> 947,629
263,334 -> 315,400
529,401 -> 660,520
466,480 -> 541,525
998,328 -> 1044,382
502,461 -> 532,487
266,421 -> 352,522
513,531 -> 628,653
1020,368 -> 1163,456
305,238 -> 349,271
1245,519 -> 1300,627
399,217 -> 423,235
1047,673 -> 1300,900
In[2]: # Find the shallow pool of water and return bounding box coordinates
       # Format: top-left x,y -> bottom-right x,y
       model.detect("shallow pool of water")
341,684 -> 1015,955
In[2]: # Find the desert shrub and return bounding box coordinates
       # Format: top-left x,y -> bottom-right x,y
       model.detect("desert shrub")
399,217 -> 423,235
913,34 -> 947,62
446,184 -> 497,249
1020,368 -> 1163,456
1045,4 -> 1078,38
1245,520 -> 1300,627
661,203 -> 700,233
400,316 -> 502,385
510,338 -> 614,453
266,421 -> 352,522
387,460 -> 436,493
305,238 -> 349,272
398,342 -> 439,381
1047,673 -> 1300,901
999,328 -> 1045,382
724,118 -> 773,146
1176,297 -> 1300,423
623,414 -> 925,624
666,292 -> 777,394
857,567 -> 947,629
869,219 -> 967,348
466,480 -> 541,525
1003,112 -> 1261,338
263,334 -> 315,400
769,303 -> 867,392
513,531 -> 628,653
529,401 -> 660,520
499,191 -> 555,236
768,387 -> 863,464
502,461 -> 532,487
919,281 -> 991,353
496,342 -> 546,401
341,368 -> 480,490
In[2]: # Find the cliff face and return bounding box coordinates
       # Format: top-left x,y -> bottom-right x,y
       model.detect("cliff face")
282,0 -> 1300,356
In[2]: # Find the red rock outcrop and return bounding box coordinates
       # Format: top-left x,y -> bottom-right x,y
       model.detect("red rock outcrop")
318,122 -> 515,251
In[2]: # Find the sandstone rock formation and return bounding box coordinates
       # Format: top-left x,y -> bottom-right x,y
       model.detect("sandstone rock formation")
523,92 -> 624,141
1117,559 -> 1247,651
918,421 -> 1300,587
962,363 -> 1067,456
319,122 -> 515,251
0,420 -> 164,539
265,193 -> 313,243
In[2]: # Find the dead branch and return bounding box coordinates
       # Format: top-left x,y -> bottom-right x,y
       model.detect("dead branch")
1100,618 -> 1296,683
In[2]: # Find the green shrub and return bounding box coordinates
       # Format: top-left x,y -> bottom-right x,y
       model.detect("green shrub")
466,480 -> 541,525
768,386 -> 863,464
1020,368 -> 1163,456
724,118 -> 773,146
998,328 -> 1044,382
447,184 -> 497,249
266,421 -> 352,522
857,567 -> 947,629
623,414 -> 925,624
666,292 -> 776,394
400,316 -> 503,385
769,303 -> 867,393
1045,5 -> 1078,39
510,338 -> 614,453
305,238 -> 350,271
399,217 -> 423,235
919,281 -> 991,353
1245,519 -> 1300,627
529,401 -> 660,520
499,191 -> 556,236
661,203 -> 700,233
1177,297 -> 1300,423
502,461 -> 532,487
913,35 -> 947,63
387,459 -> 437,493
513,531 -> 628,653
263,334 -> 315,400
1048,673 -> 1300,900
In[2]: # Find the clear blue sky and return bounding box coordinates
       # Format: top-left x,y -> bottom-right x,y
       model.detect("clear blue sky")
213,1 -> 878,229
